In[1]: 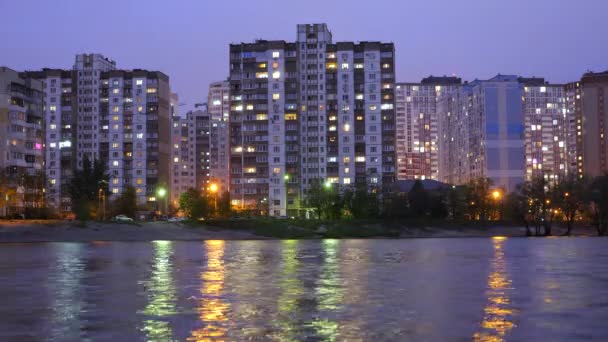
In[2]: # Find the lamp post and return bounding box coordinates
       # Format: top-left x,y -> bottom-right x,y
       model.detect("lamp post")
157,187 -> 167,216
209,183 -> 218,216
491,189 -> 502,220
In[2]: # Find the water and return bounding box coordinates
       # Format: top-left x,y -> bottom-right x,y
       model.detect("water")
0,238 -> 607,341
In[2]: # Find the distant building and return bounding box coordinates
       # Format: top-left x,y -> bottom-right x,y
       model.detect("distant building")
395,76 -> 461,180
438,75 -> 527,191
0,67 -> 44,216
170,93 -> 196,207
207,81 -> 230,195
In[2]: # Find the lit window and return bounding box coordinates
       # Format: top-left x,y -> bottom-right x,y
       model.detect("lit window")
112,143 -> 119,148
49,124 -> 57,130
355,94 -> 364,100
369,105 -> 377,110
174,157 -> 179,163
273,167 -> 281,174
356,116 -> 363,121
136,133 -> 144,139
245,167 -> 256,173
272,51 -> 280,58
326,63 -> 337,69
136,178 -> 143,185
284,114 -> 297,120
343,124 -> 350,132
235,105 -> 243,111
112,88 -> 119,94
212,100 -> 221,106
272,71 -> 281,79
174,144 -> 179,149
344,167 -> 350,174
256,114 -> 268,120
112,161 -> 119,166
113,106 -> 120,113
113,115 -> 119,121
137,106 -> 143,112
356,156 -> 366,162
49,142 -> 56,148
255,72 -> 268,79
272,93 -> 280,100
329,115 -> 337,121
343,178 -> 351,184
381,103 -> 393,110
146,88 -> 157,93
258,63 -> 267,68
112,179 -> 119,184
246,104 -> 254,110
540,86 -> 546,93
50,179 -> 56,185
354,63 -> 364,69
136,80 -> 143,86
383,63 -> 391,69
341,63 -> 349,70
49,105 -> 57,112
329,125 -> 337,131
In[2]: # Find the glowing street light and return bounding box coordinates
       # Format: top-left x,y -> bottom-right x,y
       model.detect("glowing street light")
324,181 -> 332,189
283,174 -> 290,181
157,187 -> 167,198
491,190 -> 502,201
209,183 -> 218,193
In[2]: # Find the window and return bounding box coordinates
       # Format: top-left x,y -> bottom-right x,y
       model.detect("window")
112,161 -> 119,166
255,72 -> 268,79
49,105 -> 56,112
343,178 -> 351,184
137,106 -> 143,112
272,93 -> 280,100
272,51 -> 280,58
355,156 -> 366,162
272,71 -> 281,79
341,63 -> 349,70
136,80 -> 143,86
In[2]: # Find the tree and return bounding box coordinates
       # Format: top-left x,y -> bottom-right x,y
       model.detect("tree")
553,175 -> 587,235
464,178 -> 493,221
589,175 -> 608,236
446,185 -> 466,221
217,191 -> 231,218
0,170 -> 18,217
110,185 -> 137,219
306,181 -> 330,220
408,180 -> 430,218
68,157 -> 109,221
179,188 -> 210,219
503,184 -> 531,235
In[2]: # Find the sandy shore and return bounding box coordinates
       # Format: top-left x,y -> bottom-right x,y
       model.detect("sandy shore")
0,220 -> 599,242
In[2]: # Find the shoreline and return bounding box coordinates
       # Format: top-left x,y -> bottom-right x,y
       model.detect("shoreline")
0,219 -> 600,243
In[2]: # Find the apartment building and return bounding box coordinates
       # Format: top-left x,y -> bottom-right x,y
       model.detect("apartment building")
564,81 -> 583,177
189,106 -> 212,193
438,75 -> 526,192
578,71 -> 608,177
207,81 -> 230,195
229,40 -> 298,216
521,78 -> 569,182
0,67 -> 44,216
395,76 -> 461,181
170,93 -> 196,206
229,24 -> 395,217
24,54 -> 172,211
20,68 -> 75,212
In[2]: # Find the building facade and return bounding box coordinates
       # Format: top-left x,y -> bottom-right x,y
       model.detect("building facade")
0,67 -> 44,216
228,24 -> 395,217
395,76 -> 461,180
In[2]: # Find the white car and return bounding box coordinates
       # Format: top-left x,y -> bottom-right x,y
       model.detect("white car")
168,217 -> 186,222
112,215 -> 134,222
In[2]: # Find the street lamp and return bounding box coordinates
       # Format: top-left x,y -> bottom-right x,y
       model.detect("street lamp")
491,190 -> 502,201
157,187 -> 167,216
324,180 -> 332,189
209,183 -> 218,215
491,189 -> 503,220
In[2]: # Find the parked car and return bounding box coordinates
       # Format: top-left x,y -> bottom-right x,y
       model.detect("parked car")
112,214 -> 134,222
168,217 -> 187,222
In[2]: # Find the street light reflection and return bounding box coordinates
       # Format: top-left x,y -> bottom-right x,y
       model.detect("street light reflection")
188,240 -> 229,341
474,237 -> 517,341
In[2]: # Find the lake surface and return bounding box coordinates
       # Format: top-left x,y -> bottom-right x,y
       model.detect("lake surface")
0,238 -> 607,341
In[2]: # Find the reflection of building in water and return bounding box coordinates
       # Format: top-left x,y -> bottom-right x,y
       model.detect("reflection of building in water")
49,244 -> 84,339
312,239 -> 342,340
140,241 -> 177,340
274,239 -> 303,340
189,240 -> 229,341
474,237 -> 517,341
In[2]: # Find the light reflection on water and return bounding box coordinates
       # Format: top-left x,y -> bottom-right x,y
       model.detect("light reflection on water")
188,240 -> 229,341
139,240 -> 177,341
474,237 -> 517,341
0,238 -> 607,341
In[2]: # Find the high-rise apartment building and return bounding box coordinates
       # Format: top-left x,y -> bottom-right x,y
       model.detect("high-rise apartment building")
229,24 -> 395,217
207,81 -> 230,195
0,67 -> 44,216
564,81 -> 583,178
438,75 -> 526,192
190,106 -> 212,192
24,54 -> 172,212
521,79 -> 569,182
395,76 -> 461,180
170,93 -> 196,206
578,71 -> 608,177
438,75 -> 572,191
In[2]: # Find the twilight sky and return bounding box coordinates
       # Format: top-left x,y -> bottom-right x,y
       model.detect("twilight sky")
1,0 -> 607,113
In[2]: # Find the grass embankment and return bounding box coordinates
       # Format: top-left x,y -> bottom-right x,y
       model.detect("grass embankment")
194,218 -> 421,239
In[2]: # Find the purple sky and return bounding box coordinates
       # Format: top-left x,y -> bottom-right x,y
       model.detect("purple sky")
2,0 -> 607,112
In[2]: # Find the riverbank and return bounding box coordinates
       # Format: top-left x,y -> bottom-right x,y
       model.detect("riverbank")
0,218 -> 599,242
